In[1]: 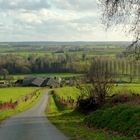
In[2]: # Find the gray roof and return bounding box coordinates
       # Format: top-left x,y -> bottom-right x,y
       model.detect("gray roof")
22,78 -> 35,86
22,77 -> 61,87
22,77 -> 45,87
41,78 -> 50,87
32,77 -> 46,87
47,78 -> 59,87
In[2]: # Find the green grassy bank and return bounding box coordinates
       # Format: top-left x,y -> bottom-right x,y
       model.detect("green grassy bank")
47,89 -> 137,140
84,105 -> 140,139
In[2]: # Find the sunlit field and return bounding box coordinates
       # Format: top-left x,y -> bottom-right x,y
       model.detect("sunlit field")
12,73 -> 83,80
0,88 -> 46,122
0,87 -> 38,102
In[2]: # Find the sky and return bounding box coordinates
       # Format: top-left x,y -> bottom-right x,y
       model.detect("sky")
0,0 -> 132,42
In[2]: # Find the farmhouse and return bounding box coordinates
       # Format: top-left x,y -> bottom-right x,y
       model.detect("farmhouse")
22,77 -> 46,87
15,77 -> 62,88
45,77 -> 61,88
0,81 -> 9,87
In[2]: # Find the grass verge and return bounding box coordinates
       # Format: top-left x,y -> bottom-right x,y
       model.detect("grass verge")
46,93 -> 136,140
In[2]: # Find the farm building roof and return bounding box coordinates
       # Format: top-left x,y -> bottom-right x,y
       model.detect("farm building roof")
21,77 -> 61,87
22,78 -> 35,86
41,78 -> 50,87
46,78 -> 60,87
32,77 -> 46,87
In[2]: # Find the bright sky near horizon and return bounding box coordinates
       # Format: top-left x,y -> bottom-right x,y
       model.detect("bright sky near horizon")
0,0 -> 132,42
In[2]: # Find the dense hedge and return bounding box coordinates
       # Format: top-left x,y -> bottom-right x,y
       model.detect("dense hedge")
84,105 -> 140,138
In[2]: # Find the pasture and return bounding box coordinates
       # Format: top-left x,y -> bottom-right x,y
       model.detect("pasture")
0,43 -> 125,58
54,84 -> 140,100
0,88 -> 46,122
54,87 -> 80,100
0,87 -> 38,102
12,73 -> 82,80
112,84 -> 140,94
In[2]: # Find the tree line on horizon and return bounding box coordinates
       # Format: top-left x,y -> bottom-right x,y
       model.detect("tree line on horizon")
0,54 -> 140,82
0,54 -> 88,77
90,58 -> 140,82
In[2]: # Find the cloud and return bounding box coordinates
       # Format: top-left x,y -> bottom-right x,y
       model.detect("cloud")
0,0 -> 132,41
50,0 -> 99,11
0,22 -> 4,27
0,0 -> 50,10
17,12 -> 43,24
14,8 -> 86,26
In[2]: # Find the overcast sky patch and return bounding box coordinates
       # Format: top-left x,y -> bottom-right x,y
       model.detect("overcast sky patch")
0,0 -> 132,42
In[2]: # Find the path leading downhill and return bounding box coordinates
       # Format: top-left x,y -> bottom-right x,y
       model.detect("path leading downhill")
0,92 -> 68,140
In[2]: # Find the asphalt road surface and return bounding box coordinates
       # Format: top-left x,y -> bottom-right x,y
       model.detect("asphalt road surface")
0,92 -> 68,140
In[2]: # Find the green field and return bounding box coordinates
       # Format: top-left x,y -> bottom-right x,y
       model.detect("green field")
12,73 -> 82,80
112,84 -> 140,94
0,88 -> 46,122
0,43 -> 125,57
1,52 -> 52,56
0,87 -> 38,102
54,87 -> 81,100
54,84 -> 140,99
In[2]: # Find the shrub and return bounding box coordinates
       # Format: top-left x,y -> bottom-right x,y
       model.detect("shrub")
84,105 -> 140,138
76,85 -> 100,113
76,96 -> 99,113
110,92 -> 140,105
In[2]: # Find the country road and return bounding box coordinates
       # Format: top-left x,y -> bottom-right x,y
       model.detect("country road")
0,92 -> 68,140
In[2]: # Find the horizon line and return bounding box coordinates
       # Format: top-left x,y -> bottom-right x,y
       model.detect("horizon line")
0,40 -> 132,43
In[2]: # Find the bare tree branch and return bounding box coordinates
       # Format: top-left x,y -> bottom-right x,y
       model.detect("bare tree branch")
100,0 -> 140,57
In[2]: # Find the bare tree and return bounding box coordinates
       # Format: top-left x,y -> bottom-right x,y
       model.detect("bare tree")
76,58 -> 115,113
89,58 -> 115,104
100,0 -> 140,58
